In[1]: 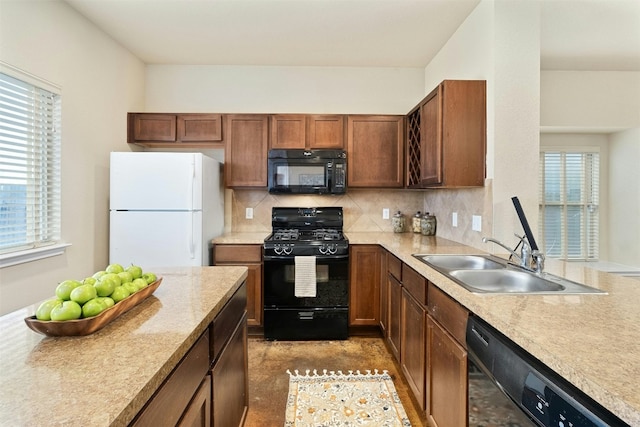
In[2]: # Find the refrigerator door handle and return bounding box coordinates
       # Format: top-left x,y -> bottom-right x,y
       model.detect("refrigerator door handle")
190,211 -> 196,260
190,155 -> 196,210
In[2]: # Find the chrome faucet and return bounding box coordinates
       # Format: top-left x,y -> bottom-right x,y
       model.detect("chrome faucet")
482,234 -> 545,273
482,235 -> 531,269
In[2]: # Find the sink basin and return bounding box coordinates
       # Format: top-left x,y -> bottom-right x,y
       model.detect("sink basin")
449,269 -> 564,293
412,253 -> 607,295
414,254 -> 506,271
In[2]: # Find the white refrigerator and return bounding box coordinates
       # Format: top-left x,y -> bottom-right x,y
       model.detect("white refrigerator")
109,152 -> 224,267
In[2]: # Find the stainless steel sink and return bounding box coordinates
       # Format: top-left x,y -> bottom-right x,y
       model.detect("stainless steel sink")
414,254 -> 507,271
412,254 -> 606,295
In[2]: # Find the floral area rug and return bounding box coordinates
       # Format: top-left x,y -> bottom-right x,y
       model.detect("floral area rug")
284,369 -> 412,426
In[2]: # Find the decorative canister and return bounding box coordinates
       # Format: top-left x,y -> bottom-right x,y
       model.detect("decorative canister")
421,212 -> 437,236
392,211 -> 405,233
412,211 -> 422,233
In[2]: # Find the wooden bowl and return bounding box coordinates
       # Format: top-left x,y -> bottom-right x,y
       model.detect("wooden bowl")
24,278 -> 162,337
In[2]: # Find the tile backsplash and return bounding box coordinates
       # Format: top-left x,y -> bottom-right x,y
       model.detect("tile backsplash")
226,189 -> 424,233
225,180 -> 493,252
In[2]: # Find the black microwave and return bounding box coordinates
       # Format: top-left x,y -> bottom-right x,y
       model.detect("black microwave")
267,149 -> 347,194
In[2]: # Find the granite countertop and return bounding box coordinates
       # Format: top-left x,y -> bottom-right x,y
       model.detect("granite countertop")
0,266 -> 248,427
214,231 -> 640,425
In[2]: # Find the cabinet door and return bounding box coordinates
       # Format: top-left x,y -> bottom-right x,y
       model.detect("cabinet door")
349,245 -> 380,326
387,274 -> 402,361
421,87 -> 442,185
177,375 -> 211,427
246,264 -> 263,327
129,113 -> 177,142
426,316 -> 467,427
401,288 -> 426,411
178,114 -> 222,142
270,114 -> 306,149
308,115 -> 345,149
225,114 -> 269,187
347,115 -> 404,187
379,248 -> 389,336
212,313 -> 248,427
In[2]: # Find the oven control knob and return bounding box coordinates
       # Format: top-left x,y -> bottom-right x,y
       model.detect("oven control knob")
283,245 -> 293,255
274,245 -> 283,255
328,244 -> 337,254
319,244 -> 328,255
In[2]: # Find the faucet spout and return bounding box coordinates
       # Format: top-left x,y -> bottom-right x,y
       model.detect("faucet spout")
482,237 -> 522,261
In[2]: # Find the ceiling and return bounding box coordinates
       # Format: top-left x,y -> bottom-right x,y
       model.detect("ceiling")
62,0 -> 640,71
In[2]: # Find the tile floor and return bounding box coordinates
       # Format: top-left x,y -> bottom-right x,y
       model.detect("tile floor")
244,336 -> 427,426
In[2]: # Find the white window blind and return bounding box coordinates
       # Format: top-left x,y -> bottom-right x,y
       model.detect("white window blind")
0,71 -> 62,255
539,150 -> 599,260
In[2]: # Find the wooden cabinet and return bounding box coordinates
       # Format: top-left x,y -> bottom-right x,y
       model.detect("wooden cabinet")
224,114 -> 269,188
406,80 -> 486,188
128,113 -> 223,147
379,248 -> 389,336
132,332 -> 211,426
177,376 -> 211,427
386,254 -> 402,361
347,115 -> 404,188
270,114 -> 345,149
211,312 -> 248,427
212,244 -> 263,328
401,288 -> 427,411
349,245 -> 381,326
426,283 -> 468,427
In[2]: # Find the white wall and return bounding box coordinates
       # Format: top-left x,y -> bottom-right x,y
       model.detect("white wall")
421,0 -> 541,251
541,71 -> 640,131
145,65 -> 424,114
609,128 -> 640,267
0,0 -> 146,315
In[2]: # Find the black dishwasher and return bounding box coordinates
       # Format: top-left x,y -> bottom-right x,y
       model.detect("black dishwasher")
466,315 -> 629,427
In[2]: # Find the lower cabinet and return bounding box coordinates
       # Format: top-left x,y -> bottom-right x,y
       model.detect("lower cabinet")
130,283 -> 248,427
387,273 -> 402,361
400,288 -> 426,411
349,245 -> 381,326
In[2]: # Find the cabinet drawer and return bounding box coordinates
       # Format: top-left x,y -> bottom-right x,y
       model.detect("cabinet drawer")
211,282 -> 247,361
428,283 -> 468,345
213,244 -> 262,263
387,253 -> 402,281
132,332 -> 209,427
402,264 -> 426,305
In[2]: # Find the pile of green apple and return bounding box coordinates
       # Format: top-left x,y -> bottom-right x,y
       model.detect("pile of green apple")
35,263 -> 158,321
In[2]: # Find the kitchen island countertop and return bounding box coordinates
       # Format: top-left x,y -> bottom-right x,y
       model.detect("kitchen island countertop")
0,266 -> 248,426
213,231 -> 640,425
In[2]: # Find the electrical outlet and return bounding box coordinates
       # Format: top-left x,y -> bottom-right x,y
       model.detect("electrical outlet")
452,212 -> 458,227
382,208 -> 390,219
245,207 -> 254,219
472,215 -> 482,232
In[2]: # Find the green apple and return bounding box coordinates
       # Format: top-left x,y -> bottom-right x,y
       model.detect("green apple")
132,278 -> 148,291
102,272 -> 122,287
83,277 -> 97,286
94,276 -> 117,297
123,281 -> 138,295
111,286 -> 130,303
55,280 -> 82,301
142,272 -> 157,284
105,263 -> 124,274
35,298 -> 63,321
81,298 -> 107,318
126,264 -> 143,280
117,271 -> 133,284
92,270 -> 107,280
70,283 -> 97,305
96,296 -> 115,308
50,301 -> 82,321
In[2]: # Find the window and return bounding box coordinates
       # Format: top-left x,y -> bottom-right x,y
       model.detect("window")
0,69 -> 62,258
539,149 -> 599,260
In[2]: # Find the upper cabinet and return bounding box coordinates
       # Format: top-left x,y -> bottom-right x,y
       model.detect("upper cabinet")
347,115 -> 404,188
128,113 -> 223,147
224,114 -> 269,188
406,80 -> 486,188
269,114 -> 345,149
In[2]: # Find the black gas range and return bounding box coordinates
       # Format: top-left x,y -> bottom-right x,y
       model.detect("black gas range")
263,207 -> 349,340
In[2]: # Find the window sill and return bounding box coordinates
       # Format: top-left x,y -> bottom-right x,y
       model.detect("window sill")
0,243 -> 71,268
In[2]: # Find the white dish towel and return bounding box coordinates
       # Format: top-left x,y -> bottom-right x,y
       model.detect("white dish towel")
294,256 -> 317,297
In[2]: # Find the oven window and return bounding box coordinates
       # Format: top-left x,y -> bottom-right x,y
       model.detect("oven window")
284,264 -> 329,283
275,165 -> 325,186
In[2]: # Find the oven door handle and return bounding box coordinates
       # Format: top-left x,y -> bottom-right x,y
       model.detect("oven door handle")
263,255 -> 349,261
